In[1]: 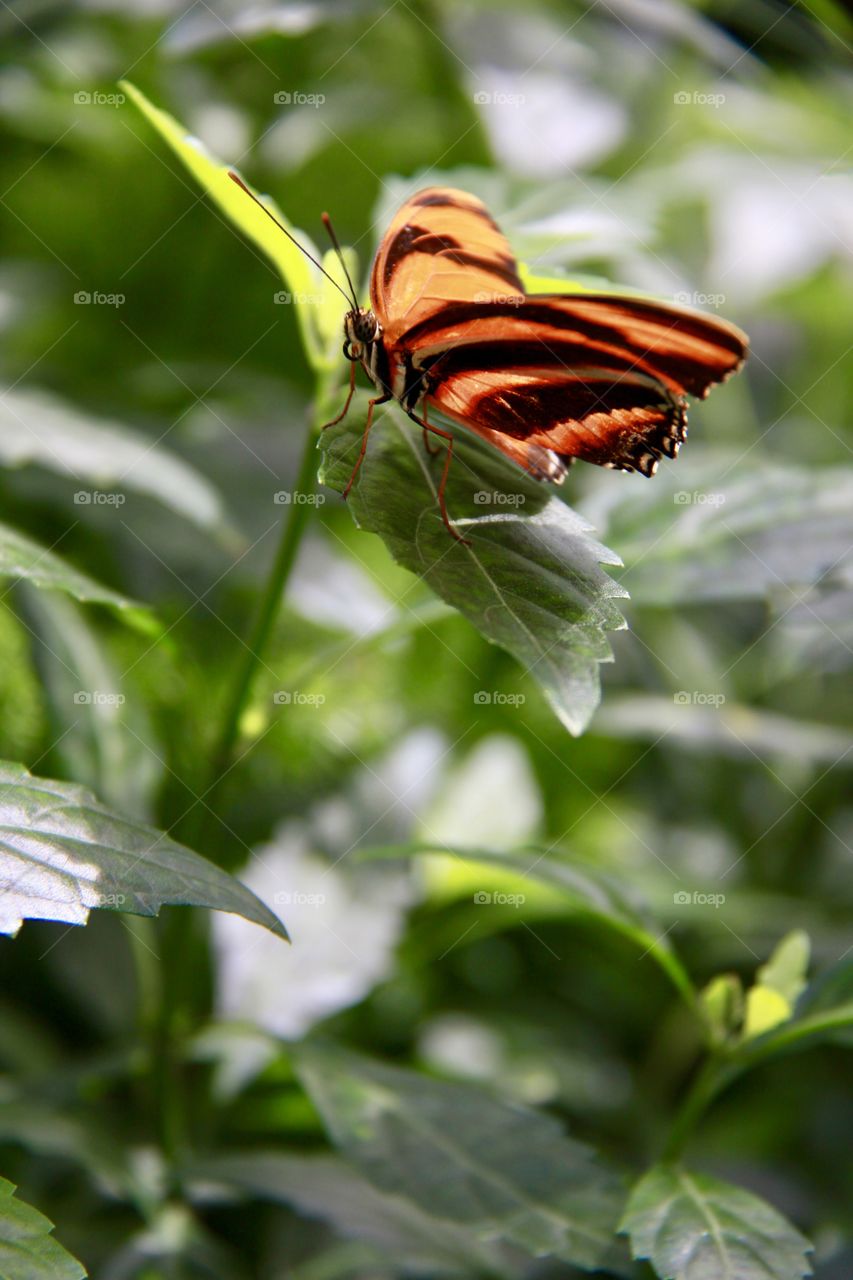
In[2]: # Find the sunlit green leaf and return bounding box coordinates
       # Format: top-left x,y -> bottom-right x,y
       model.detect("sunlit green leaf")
0,760 -> 288,939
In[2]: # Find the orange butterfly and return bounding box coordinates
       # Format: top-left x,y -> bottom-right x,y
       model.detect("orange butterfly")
231,176 -> 748,542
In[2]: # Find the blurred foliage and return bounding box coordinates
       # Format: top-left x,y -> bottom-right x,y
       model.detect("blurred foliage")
0,0 -> 851,1277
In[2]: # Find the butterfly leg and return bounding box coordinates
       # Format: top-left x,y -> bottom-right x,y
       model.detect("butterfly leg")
342,393 -> 392,499
320,359 -> 357,431
419,401 -> 440,456
406,409 -> 470,546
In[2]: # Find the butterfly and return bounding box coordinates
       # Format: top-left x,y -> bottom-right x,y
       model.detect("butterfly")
230,175 -> 748,543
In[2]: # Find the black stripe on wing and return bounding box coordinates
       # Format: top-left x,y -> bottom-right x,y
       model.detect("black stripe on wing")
430,367 -> 687,477
382,224 -> 523,293
402,296 -> 746,399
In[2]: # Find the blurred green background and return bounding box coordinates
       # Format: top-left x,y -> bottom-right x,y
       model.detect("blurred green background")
0,0 -> 851,1276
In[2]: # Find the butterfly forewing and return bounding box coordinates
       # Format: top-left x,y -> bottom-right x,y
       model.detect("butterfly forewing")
371,186 -> 524,340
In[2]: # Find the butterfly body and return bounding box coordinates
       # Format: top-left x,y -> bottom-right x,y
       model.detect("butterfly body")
328,186 -> 747,538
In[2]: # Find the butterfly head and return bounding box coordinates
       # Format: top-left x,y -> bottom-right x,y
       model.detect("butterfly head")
343,308 -> 381,361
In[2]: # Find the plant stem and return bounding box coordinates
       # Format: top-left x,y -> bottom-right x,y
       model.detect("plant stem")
207,412 -> 320,805
662,1055 -> 733,1161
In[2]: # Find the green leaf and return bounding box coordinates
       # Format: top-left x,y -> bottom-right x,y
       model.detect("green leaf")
700,974 -> 744,1046
0,385 -> 232,535
0,521 -> 154,633
358,842 -> 694,1005
121,81 -> 347,370
757,931 -> 811,1006
743,932 -> 810,1041
583,458 -> 853,607
296,1042 -> 628,1272
19,587 -> 161,820
0,1176 -> 86,1280
320,403 -> 627,735
189,1153 -> 515,1277
620,1165 -> 813,1280
0,759 -> 288,940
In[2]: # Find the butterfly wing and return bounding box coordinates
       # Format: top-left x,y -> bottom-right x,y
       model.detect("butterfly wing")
409,294 -> 748,477
370,187 -> 524,340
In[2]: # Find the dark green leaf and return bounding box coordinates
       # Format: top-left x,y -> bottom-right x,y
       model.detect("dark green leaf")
296,1042 -> 628,1272
190,1153 -> 517,1277
0,760 -> 288,939
320,402 -> 627,735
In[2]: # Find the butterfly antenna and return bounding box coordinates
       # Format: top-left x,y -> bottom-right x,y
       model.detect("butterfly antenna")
321,212 -> 360,311
227,171 -> 355,309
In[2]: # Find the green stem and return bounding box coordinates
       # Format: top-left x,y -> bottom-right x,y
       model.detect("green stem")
207,411 -> 321,805
662,1055 -> 735,1161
